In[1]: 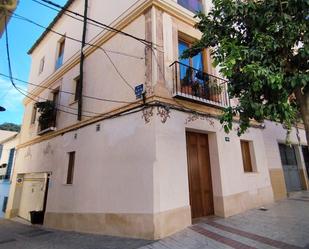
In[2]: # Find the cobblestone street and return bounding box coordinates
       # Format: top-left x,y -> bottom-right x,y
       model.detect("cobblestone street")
1,192 -> 309,249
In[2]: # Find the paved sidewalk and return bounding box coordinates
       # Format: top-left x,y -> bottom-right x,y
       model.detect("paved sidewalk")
140,191 -> 309,249
0,192 -> 309,249
0,219 -> 153,249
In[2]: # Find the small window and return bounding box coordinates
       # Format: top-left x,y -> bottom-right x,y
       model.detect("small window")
240,140 -> 253,173
31,105 -> 37,124
74,76 -> 80,101
66,151 -> 75,184
52,90 -> 59,128
39,56 -> 45,74
53,90 -> 60,105
55,38 -> 65,70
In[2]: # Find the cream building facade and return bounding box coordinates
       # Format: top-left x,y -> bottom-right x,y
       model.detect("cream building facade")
5,0 -> 307,240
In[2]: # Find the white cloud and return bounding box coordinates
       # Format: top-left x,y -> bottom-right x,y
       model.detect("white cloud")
0,77 -> 26,112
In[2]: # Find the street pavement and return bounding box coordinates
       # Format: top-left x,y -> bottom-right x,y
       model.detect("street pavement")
0,191 -> 309,249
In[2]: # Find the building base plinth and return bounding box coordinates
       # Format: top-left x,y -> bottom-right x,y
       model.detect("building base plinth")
44,206 -> 191,240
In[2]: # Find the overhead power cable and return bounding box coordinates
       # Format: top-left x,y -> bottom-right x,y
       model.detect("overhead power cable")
36,0 -> 158,48
16,85 -> 96,117
0,73 -> 134,104
32,0 -> 104,30
10,12 -> 144,60
10,12 -> 137,93
4,15 -> 95,118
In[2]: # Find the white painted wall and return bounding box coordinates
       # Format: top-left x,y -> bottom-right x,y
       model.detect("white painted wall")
153,110 -> 272,213
14,112 -> 156,214
12,0 -> 275,220
22,15 -> 146,143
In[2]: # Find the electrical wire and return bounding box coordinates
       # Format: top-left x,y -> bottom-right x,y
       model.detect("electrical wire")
15,84 -> 96,117
10,12 -> 138,93
4,4 -> 219,125
0,73 -> 135,104
36,0 -> 159,49
10,12 -> 144,60
32,0 -> 105,30
4,15 -> 95,118
16,85 -> 100,116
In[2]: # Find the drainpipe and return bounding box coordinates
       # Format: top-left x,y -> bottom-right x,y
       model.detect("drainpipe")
78,0 -> 88,121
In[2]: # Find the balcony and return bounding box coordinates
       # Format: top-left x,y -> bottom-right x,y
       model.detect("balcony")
170,61 -> 229,108
178,0 -> 203,13
36,101 -> 57,135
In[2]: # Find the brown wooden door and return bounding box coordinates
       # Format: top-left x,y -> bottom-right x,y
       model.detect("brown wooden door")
186,132 -> 214,218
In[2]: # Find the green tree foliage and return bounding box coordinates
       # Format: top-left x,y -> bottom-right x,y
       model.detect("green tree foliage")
182,0 -> 309,145
35,101 -> 56,130
0,122 -> 21,132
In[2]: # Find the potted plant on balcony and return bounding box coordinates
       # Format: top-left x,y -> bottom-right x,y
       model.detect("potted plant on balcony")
35,100 -> 56,132
180,68 -> 193,95
191,80 -> 201,97
208,79 -> 223,103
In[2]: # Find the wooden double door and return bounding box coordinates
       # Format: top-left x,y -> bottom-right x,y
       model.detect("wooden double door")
186,132 -> 214,219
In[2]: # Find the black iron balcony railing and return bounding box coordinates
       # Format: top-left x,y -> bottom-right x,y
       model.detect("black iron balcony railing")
38,114 -> 56,133
170,61 -> 229,107
36,101 -> 57,135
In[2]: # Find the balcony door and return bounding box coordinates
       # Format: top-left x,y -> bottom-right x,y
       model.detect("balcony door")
178,40 -> 204,87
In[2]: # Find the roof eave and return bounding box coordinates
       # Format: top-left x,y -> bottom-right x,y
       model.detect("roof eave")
27,0 -> 75,55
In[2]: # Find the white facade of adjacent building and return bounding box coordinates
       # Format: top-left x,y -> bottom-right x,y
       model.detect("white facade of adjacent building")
0,130 -> 19,217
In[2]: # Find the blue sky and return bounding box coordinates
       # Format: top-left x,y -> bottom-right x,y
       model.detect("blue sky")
0,0 -> 67,125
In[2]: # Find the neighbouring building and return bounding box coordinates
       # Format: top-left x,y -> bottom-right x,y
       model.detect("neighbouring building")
5,0 -> 306,240
263,121 -> 308,200
0,130 -> 18,217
